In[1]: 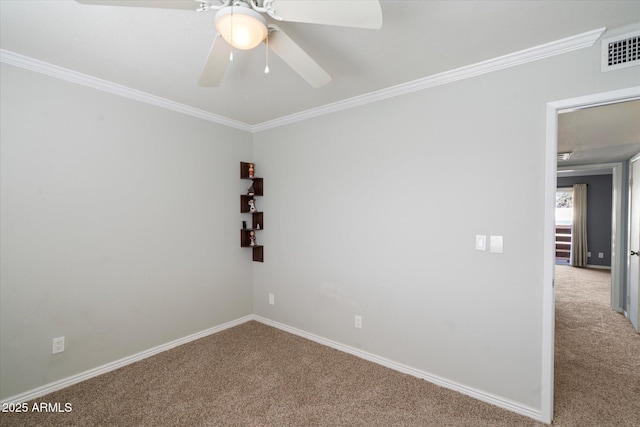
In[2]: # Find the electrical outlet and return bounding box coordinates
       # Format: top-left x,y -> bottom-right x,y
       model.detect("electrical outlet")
598,252 -> 604,259
52,336 -> 65,354
355,315 -> 362,329
269,293 -> 275,305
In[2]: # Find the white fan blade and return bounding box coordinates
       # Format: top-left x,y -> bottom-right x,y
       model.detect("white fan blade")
198,35 -> 231,87
270,0 -> 382,29
75,0 -> 200,10
268,29 -> 331,88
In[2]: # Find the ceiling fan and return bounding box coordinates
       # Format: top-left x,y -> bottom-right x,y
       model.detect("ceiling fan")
76,0 -> 383,88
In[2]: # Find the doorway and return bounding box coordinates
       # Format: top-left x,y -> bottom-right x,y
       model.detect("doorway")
542,86 -> 640,424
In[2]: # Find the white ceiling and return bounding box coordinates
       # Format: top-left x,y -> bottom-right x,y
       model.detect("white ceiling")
558,100 -> 640,167
1,0 -> 639,165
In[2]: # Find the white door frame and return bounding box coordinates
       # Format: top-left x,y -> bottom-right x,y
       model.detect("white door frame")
628,153 -> 640,331
557,162 -> 625,312
542,85 -> 640,424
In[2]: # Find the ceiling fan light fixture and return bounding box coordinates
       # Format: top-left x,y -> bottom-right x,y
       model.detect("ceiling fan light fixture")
215,6 -> 268,50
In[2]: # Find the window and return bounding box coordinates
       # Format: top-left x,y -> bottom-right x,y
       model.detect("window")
555,187 -> 573,264
556,187 -> 573,225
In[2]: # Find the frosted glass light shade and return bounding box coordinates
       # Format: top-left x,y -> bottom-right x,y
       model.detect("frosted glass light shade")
215,6 -> 268,50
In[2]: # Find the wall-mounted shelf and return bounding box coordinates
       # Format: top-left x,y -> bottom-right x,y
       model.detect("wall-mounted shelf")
240,162 -> 263,262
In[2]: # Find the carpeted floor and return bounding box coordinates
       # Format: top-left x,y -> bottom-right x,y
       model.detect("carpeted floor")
552,265 -> 639,427
0,321 -> 544,427
1,266 -> 637,426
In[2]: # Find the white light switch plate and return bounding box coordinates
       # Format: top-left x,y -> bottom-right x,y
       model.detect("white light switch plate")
475,235 -> 487,251
490,236 -> 503,253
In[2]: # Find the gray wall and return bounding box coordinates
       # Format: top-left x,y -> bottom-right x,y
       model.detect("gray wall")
1,27 -> 639,417
252,41 -> 639,412
0,64 -> 254,399
557,174 -> 613,266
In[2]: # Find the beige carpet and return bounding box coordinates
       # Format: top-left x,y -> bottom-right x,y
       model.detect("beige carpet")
0,321 -> 543,427
552,265 -> 639,427
1,266 -> 637,426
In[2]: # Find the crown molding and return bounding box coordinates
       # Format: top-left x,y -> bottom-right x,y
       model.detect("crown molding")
0,49 -> 252,133
1,27 -> 605,134
252,27 -> 606,132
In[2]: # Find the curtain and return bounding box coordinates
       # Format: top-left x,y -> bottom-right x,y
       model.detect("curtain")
572,183 -> 588,267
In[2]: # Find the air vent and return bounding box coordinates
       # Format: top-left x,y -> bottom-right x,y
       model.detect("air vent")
601,30 -> 640,72
558,152 -> 572,161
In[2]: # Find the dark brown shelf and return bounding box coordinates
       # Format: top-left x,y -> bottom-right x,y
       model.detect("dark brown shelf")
252,246 -> 264,262
251,212 -> 264,229
240,161 -> 264,262
240,230 -> 263,262
241,228 -> 264,244
240,162 -> 263,195
242,178 -> 263,196
240,162 -> 253,178
241,195 -> 264,212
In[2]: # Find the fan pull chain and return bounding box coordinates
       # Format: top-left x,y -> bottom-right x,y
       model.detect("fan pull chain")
264,31 -> 269,74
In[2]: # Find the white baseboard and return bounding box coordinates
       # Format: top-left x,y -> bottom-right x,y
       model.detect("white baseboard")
253,315 -> 543,423
1,313 -> 542,423
587,264 -> 611,270
0,315 -> 254,405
